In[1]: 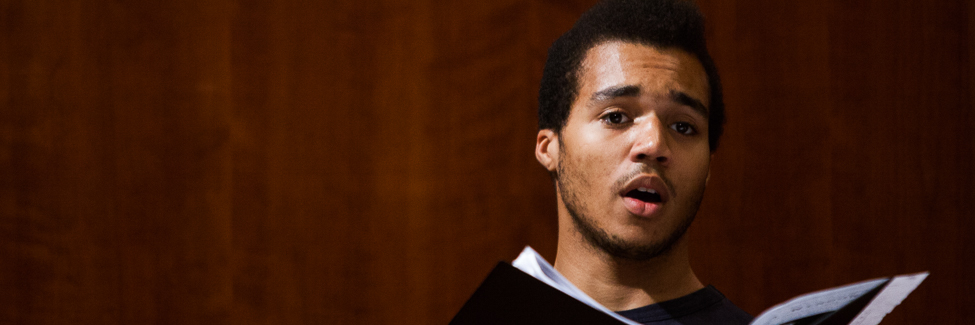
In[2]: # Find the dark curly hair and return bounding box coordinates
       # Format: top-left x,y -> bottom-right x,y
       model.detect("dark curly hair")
538,0 -> 724,152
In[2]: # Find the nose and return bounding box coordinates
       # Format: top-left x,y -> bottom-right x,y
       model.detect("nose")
628,115 -> 671,166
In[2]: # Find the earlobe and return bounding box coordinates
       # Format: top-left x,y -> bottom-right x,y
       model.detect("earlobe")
536,130 -> 559,172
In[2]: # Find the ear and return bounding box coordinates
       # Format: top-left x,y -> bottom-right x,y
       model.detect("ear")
706,153 -> 714,184
535,129 -> 559,172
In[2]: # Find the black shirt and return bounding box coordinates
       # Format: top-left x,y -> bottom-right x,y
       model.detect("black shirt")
616,286 -> 753,325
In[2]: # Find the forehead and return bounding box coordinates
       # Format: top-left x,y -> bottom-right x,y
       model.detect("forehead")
575,41 -> 709,108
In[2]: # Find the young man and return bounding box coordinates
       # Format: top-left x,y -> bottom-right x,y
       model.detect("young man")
534,0 -> 751,323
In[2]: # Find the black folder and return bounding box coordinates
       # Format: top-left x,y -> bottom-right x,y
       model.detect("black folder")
451,260 -> 925,325
450,262 -> 626,325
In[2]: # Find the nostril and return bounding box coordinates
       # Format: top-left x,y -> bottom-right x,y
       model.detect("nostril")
656,156 -> 668,163
636,153 -> 647,160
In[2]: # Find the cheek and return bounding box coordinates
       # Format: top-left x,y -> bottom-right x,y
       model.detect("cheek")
562,149 -> 609,195
576,127 -> 630,163
560,123 -> 631,187
573,142 -> 625,179
678,151 -> 711,185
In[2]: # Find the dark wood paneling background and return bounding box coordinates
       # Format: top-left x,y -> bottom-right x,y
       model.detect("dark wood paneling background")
2,0 -> 971,324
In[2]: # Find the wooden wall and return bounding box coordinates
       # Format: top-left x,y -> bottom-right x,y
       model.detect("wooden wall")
2,0 -> 971,324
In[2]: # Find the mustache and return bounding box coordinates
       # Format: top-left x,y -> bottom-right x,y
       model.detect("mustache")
612,166 -> 676,197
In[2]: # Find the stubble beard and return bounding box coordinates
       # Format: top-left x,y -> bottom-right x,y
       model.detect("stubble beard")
555,148 -> 704,261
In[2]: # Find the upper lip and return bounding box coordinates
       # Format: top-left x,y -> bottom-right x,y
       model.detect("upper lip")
618,174 -> 671,203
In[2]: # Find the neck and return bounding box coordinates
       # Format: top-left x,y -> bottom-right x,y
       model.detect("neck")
553,224 -> 704,311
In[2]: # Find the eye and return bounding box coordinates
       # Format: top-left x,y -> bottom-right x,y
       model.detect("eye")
600,111 -> 631,125
671,122 -> 698,135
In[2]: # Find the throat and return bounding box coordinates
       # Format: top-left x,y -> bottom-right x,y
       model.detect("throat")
554,235 -> 703,311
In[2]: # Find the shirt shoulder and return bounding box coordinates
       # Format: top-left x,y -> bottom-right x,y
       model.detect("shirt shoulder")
616,286 -> 752,325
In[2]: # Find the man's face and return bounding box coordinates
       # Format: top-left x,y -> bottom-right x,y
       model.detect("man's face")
538,41 -> 712,260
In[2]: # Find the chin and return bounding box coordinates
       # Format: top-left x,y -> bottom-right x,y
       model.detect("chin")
571,208 -> 693,261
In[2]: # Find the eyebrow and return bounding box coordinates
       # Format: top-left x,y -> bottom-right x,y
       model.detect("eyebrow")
590,85 -> 641,102
670,90 -> 709,119
589,84 -> 709,118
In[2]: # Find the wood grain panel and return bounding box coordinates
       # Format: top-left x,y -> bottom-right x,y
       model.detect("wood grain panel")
225,0 -> 594,323
694,1 -> 974,324
3,0 -> 235,324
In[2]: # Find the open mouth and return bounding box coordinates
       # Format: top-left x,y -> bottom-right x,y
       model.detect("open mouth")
624,187 -> 662,203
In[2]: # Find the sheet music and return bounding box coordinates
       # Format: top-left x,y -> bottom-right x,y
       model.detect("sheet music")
511,246 -> 641,325
749,277 -> 889,325
848,272 -> 928,325
510,246 -> 927,325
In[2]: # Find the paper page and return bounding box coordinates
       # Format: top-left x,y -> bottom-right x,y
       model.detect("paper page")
848,272 -> 928,325
750,278 -> 889,325
511,246 -> 641,325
